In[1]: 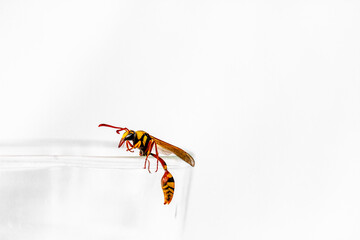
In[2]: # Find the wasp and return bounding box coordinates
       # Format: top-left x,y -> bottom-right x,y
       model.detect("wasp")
99,123 -> 195,205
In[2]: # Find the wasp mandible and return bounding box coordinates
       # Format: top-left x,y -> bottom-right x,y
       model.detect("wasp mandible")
99,123 -> 195,205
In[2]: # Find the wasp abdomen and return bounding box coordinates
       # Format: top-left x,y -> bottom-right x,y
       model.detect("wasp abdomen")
161,171 -> 175,205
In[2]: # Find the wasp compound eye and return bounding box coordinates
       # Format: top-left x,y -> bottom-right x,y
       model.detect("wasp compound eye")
124,131 -> 135,141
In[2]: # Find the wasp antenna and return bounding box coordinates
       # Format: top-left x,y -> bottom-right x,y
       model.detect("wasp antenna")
99,123 -> 119,129
99,123 -> 129,132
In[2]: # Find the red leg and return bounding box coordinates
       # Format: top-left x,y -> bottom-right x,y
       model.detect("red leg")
126,141 -> 140,151
144,140 -> 160,172
154,142 -> 160,172
142,140 -> 163,173
150,153 -> 167,171
144,141 -> 155,173
143,158 -> 147,169
126,141 -> 134,152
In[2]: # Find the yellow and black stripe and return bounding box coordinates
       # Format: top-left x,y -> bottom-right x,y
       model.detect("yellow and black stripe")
133,131 -> 151,156
161,171 -> 175,205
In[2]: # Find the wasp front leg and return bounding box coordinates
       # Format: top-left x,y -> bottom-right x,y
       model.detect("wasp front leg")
126,141 -> 141,152
126,141 -> 134,152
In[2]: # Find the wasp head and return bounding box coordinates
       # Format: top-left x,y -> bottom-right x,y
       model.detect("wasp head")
122,130 -> 135,141
118,130 -> 135,148
98,124 -> 134,148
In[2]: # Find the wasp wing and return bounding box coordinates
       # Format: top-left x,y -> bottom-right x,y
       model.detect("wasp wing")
152,136 -> 195,167
156,147 -> 173,156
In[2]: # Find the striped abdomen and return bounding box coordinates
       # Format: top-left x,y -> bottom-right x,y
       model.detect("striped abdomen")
161,171 -> 175,205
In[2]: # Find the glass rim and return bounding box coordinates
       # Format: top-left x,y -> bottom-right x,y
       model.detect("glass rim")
0,139 -> 194,170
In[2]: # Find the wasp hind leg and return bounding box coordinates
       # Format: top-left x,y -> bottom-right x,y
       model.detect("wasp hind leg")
153,142 -> 160,172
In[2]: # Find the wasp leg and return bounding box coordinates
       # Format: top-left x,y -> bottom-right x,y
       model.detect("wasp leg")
126,141 -> 141,152
144,140 -> 161,172
150,153 -> 167,171
153,142 -> 160,172
126,141 -> 134,152
144,140 -> 162,173
144,140 -> 156,173
144,159 -> 150,172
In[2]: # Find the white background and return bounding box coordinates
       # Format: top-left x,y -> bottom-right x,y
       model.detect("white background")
1,0 -> 360,239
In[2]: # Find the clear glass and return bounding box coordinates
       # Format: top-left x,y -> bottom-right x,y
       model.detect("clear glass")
0,140 -> 193,240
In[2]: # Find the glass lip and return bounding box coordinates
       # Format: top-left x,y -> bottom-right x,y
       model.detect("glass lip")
0,139 -> 194,170
0,155 -> 191,170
